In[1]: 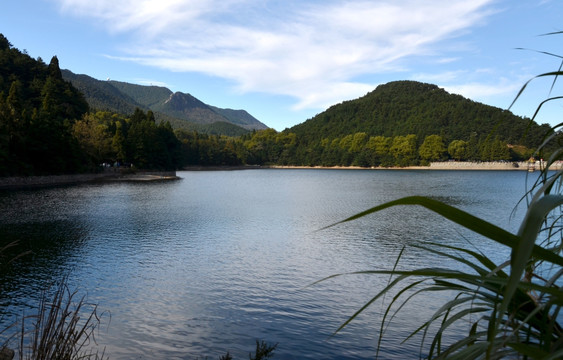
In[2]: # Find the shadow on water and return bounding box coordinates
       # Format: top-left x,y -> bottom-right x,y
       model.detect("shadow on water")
0,218 -> 90,324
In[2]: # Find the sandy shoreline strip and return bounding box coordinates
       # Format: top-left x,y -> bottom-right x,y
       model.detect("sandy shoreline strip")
182,161 -> 560,171
269,161 -> 561,171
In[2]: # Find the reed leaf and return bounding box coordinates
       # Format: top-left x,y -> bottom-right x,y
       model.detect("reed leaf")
499,195 -> 563,324
316,42 -> 563,359
323,195 -> 563,266
508,71 -> 563,110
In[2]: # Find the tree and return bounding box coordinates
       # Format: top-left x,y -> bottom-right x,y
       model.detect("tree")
390,134 -> 417,166
275,131 -> 297,165
0,35 -> 90,175
349,132 -> 368,153
480,137 -> 510,161
72,112 -> 117,165
126,109 -> 158,168
155,121 -> 182,169
0,92 -> 11,174
490,138 -> 510,161
112,121 -> 127,162
447,139 -> 469,161
365,136 -> 392,166
419,134 -> 446,162
6,80 -> 23,120
243,129 -> 279,165
47,56 -> 62,79
0,33 -> 12,51
338,134 -> 354,152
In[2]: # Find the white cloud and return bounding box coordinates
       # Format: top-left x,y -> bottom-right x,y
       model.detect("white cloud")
413,71 -> 470,84
54,0 -> 498,111
437,57 -> 461,64
56,0 -> 232,34
444,81 -> 521,100
132,79 -> 171,88
413,69 -> 524,106
289,82 -> 376,111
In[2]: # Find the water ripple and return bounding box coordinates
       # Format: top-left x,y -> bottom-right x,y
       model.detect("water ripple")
0,170 -> 528,359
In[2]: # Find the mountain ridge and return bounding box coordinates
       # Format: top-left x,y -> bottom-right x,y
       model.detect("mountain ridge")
61,70 -> 268,135
287,80 -> 550,149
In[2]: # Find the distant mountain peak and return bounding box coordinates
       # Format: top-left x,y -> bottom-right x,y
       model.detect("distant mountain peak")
164,92 -> 208,110
61,70 -> 268,134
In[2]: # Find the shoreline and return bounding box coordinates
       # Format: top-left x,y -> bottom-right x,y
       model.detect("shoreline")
1,161 -> 559,190
0,170 -> 179,190
104,172 -> 179,182
183,161 -> 557,172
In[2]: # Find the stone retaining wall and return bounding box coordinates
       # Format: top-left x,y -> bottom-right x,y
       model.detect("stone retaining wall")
428,161 -> 526,170
427,161 -> 562,171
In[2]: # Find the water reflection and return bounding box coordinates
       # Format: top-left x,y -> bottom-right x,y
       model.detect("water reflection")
0,170 -> 530,359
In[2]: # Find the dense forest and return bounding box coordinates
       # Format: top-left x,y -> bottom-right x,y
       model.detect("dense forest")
0,34 -> 555,177
0,35 -> 89,175
0,34 -> 181,175
282,81 -> 554,166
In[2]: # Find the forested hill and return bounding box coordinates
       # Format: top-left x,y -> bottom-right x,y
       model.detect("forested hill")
288,80 -> 550,148
0,35 -> 90,175
0,34 -> 184,175
62,70 -> 268,135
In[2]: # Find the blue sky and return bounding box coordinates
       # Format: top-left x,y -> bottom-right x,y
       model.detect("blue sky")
2,0 -> 562,131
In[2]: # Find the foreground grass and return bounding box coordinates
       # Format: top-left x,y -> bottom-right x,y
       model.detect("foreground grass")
1,277 -> 108,360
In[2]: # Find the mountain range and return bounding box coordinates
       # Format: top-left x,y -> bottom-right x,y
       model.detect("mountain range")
61,70 -> 268,136
4,31 -> 556,176
62,69 -> 549,149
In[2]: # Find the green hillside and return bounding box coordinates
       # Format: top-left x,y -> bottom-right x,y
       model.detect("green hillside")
109,80 -> 172,108
289,80 -> 550,148
151,91 -> 227,124
62,70 -> 268,135
209,106 -> 269,130
61,70 -> 144,115
176,120 -> 250,136
235,80 -> 559,167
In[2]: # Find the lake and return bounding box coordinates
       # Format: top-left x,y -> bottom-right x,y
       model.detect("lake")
0,169 -> 533,359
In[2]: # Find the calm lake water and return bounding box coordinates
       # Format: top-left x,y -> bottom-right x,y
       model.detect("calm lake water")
0,169 -> 534,359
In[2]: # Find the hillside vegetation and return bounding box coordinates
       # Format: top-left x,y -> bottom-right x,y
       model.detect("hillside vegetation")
274,81 -> 553,166
290,81 -> 549,146
62,70 -> 267,136
1,33 -> 555,176
0,35 -> 89,175
0,34 -> 183,175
